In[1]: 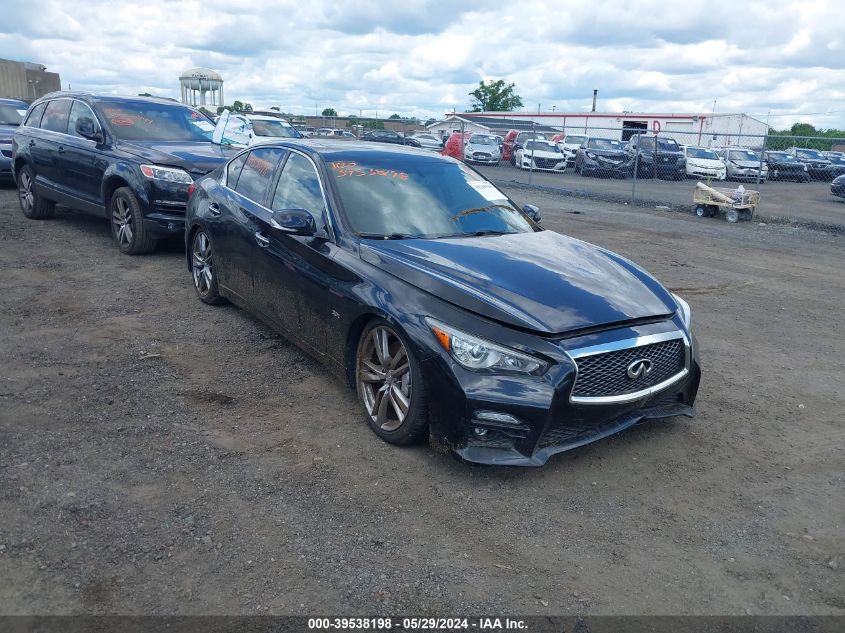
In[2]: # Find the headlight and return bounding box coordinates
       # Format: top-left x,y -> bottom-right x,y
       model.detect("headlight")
140,164 -> 193,184
426,318 -> 547,375
586,151 -> 597,159
804,165 -> 808,171
671,293 -> 692,329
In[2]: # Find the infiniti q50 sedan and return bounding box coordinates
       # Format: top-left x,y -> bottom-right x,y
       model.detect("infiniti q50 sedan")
185,140 -> 700,466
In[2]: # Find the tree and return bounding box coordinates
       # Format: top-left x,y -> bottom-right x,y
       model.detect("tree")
389,113 -> 401,119
198,106 -> 214,118
790,122 -> 816,137
231,100 -> 253,113
468,79 -> 523,112
270,106 -> 280,111
322,107 -> 337,117
137,92 -> 153,97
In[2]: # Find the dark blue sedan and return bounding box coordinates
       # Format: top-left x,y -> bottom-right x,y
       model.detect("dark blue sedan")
185,140 -> 701,466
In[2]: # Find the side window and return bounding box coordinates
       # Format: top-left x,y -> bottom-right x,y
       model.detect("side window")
271,153 -> 327,217
67,100 -> 101,138
225,153 -> 248,188
233,147 -> 285,204
41,99 -> 72,133
24,102 -> 47,128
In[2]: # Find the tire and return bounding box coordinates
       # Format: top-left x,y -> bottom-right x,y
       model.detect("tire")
110,187 -> 157,255
189,229 -> 226,305
355,319 -> 427,445
16,164 -> 55,219
694,205 -> 707,218
726,208 -> 739,223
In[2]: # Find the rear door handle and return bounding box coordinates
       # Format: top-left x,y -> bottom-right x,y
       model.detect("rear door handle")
255,231 -> 270,247
29,140 -> 35,147
208,202 -> 221,216
57,146 -> 64,154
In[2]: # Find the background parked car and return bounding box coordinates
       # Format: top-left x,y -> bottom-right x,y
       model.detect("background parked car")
831,174 -> 845,199
463,133 -> 501,165
787,147 -> 831,180
575,137 -> 630,178
0,97 -> 28,180
763,151 -> 809,182
551,133 -> 586,167
441,131 -> 472,160
404,132 -> 442,151
820,152 -> 845,180
681,146 -> 726,180
716,147 -> 768,182
626,135 -> 685,179
244,114 -> 302,141
361,129 -> 405,145
13,92 -> 232,254
515,139 -> 566,172
502,129 -> 547,165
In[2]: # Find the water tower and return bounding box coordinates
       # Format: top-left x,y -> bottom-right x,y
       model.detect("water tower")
179,68 -> 224,108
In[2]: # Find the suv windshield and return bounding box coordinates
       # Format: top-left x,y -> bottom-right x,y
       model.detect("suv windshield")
587,138 -> 623,150
328,157 -> 534,239
251,119 -> 300,138
469,135 -> 497,145
686,147 -> 718,159
0,105 -> 25,126
796,149 -> 825,160
97,101 -> 214,141
564,135 -> 586,145
729,150 -> 759,161
769,153 -> 797,162
639,137 -> 680,151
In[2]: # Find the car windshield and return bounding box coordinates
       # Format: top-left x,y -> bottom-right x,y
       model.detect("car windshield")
97,102 -> 214,141
587,138 -> 623,150
770,153 -> 797,162
415,134 -> 437,141
687,147 -> 719,159
525,141 -> 560,152
796,149 -> 825,159
328,156 -> 535,239
729,150 -> 759,161
639,137 -> 680,151
564,135 -> 586,145
251,119 -> 300,138
469,135 -> 497,146
0,105 -> 25,125
517,133 -> 546,142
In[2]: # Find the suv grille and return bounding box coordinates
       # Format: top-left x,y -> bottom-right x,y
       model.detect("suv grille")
571,338 -> 685,399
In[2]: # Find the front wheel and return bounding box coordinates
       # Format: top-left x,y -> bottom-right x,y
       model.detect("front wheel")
726,208 -> 740,223
356,320 -> 427,445
695,205 -> 707,218
110,187 -> 157,255
17,164 -> 55,219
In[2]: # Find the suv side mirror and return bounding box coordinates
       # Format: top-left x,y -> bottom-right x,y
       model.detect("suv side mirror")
76,117 -> 102,143
522,204 -> 541,223
271,208 -> 317,236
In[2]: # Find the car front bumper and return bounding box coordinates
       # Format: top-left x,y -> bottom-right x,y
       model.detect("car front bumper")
583,158 -> 631,174
831,183 -> 845,198
422,319 -> 700,466
686,165 -> 726,179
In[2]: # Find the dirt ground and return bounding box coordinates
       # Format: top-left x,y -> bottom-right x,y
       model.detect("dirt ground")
0,181 -> 842,616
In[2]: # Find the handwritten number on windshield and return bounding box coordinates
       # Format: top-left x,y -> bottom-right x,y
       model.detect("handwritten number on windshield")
330,161 -> 408,180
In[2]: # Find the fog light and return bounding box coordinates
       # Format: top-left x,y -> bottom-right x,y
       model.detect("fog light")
167,222 -> 176,231
474,411 -> 522,426
473,428 -> 488,437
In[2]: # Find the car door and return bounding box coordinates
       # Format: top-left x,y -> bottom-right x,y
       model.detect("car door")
251,151 -> 340,356
30,98 -> 71,191
202,151 -> 260,303
56,100 -> 108,205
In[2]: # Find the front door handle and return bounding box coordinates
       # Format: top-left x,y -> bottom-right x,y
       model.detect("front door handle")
208,202 -> 221,216
57,146 -> 64,154
255,231 -> 270,247
29,140 -> 35,147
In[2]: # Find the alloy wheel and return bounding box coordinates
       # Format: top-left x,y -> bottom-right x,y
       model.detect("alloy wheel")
112,197 -> 134,246
191,231 -> 214,296
18,171 -> 34,213
357,326 -> 411,432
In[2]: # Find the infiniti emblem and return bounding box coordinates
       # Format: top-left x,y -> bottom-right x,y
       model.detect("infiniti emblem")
626,359 -> 653,379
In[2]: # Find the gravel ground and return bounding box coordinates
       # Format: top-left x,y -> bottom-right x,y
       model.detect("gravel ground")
0,182 -> 842,616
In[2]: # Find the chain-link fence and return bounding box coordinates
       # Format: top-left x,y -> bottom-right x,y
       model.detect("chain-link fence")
467,124 -> 845,209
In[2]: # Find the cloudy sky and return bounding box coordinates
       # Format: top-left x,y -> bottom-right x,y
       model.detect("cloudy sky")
1,0 -> 843,128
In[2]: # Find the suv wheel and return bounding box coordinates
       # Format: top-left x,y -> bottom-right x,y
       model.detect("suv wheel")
110,187 -> 157,255
17,165 -> 56,219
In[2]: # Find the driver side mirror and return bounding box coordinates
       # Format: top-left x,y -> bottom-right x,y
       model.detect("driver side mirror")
75,117 -> 103,143
271,208 -> 317,236
522,204 -> 541,223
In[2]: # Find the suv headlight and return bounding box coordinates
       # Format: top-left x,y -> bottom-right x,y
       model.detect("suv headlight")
140,164 -> 194,184
671,293 -> 692,329
426,318 -> 547,375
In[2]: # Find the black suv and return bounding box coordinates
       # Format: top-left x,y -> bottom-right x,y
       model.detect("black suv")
13,92 -> 232,254
626,135 -> 686,179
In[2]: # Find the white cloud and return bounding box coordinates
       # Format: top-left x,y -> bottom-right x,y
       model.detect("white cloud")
0,0 -> 843,127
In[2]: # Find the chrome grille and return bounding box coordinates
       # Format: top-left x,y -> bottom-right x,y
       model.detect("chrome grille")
571,338 -> 685,399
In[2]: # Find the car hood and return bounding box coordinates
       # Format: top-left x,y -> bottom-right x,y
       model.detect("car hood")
522,149 -> 566,160
585,148 -> 627,160
360,231 -> 676,335
687,157 -> 724,168
729,160 -> 765,168
466,144 -> 499,153
118,140 -> 234,176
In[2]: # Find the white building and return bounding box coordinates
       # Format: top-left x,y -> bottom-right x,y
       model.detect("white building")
430,112 -> 770,148
179,68 -> 224,108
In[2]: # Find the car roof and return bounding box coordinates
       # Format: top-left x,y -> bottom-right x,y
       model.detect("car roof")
0,97 -> 29,107
249,138 -> 454,163
30,91 -> 197,109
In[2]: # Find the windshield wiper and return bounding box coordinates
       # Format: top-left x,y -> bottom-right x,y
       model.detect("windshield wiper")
358,233 -> 420,240
451,204 -> 512,220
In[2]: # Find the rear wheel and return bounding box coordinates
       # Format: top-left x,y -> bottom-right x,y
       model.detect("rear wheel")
355,320 -> 427,445
110,187 -> 157,255
726,208 -> 740,223
17,165 -> 55,219
694,205 -> 707,218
